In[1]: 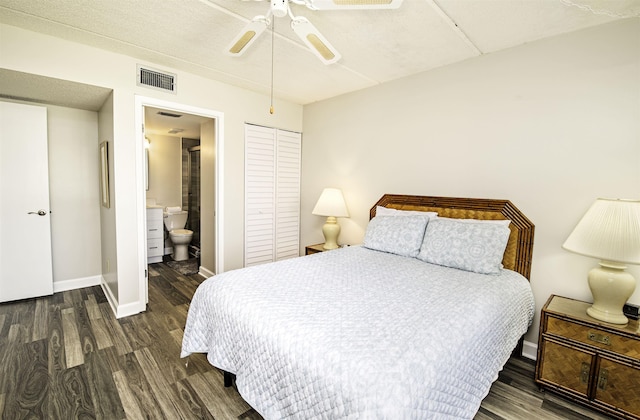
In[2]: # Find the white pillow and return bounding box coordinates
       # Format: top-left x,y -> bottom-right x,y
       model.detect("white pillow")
431,215 -> 510,226
417,217 -> 511,274
363,215 -> 429,258
376,206 -> 438,219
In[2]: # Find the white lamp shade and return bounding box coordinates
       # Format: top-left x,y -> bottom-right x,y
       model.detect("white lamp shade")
563,198 -> 640,265
312,188 -> 349,218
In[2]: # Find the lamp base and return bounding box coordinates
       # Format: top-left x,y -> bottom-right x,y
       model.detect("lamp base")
322,216 -> 340,250
586,261 -> 636,325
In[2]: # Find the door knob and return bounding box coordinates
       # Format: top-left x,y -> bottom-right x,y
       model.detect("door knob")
28,210 -> 48,216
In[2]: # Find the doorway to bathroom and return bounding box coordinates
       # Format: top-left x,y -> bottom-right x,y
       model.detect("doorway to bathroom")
135,96 -> 224,306
144,108 -> 209,270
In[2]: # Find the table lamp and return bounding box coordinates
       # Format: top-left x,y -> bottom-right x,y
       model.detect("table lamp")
312,188 -> 349,250
562,198 -> 640,324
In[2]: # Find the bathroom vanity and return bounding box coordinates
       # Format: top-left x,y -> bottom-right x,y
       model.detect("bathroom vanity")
146,206 -> 164,264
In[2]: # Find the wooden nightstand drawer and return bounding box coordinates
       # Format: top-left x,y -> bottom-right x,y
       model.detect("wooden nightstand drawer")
539,339 -> 594,397
596,358 -> 640,415
547,317 -> 640,361
305,243 -> 327,255
536,295 -> 640,419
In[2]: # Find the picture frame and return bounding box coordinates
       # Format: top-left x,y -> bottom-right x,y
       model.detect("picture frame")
99,141 -> 110,208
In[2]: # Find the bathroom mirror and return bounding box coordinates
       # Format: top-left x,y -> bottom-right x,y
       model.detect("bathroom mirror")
145,147 -> 149,191
144,137 -> 150,191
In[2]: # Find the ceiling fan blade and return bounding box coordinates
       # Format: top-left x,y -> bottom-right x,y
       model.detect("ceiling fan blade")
306,0 -> 403,10
226,17 -> 269,56
290,17 -> 341,65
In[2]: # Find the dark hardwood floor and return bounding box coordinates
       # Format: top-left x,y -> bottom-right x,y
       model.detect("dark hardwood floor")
0,261 -> 615,419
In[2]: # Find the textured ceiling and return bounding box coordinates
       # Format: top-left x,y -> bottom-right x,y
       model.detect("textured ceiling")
0,0 -> 638,108
144,106 -> 212,139
0,69 -> 112,111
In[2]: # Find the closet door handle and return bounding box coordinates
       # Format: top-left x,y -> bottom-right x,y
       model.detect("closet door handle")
28,210 -> 48,216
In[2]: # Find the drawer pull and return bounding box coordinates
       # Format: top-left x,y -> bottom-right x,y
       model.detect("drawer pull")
150,246 -> 158,249
580,362 -> 590,384
149,228 -> 159,231
597,369 -> 608,390
587,331 -> 610,346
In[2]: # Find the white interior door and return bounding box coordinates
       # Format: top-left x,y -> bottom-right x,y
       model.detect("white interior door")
0,101 -> 54,302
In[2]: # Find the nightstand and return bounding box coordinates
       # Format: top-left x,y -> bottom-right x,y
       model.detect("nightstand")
305,243 -> 327,255
535,295 -> 640,419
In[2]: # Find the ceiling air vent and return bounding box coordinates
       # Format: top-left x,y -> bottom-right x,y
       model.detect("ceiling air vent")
157,111 -> 182,118
137,65 -> 176,93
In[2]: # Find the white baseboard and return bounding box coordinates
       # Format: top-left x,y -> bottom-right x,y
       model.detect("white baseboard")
199,266 -> 215,279
115,300 -> 146,319
101,278 -> 118,316
100,276 -> 146,319
53,275 -> 101,293
521,340 -> 537,361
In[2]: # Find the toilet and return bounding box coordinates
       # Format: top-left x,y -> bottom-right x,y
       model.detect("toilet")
163,207 -> 193,261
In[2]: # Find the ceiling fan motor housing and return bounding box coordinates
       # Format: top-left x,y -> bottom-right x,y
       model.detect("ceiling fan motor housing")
271,0 -> 288,17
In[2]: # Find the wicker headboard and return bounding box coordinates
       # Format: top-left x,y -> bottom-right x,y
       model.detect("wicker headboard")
370,194 -> 535,279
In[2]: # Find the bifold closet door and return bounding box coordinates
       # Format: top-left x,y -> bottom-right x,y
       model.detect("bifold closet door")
274,129 -> 301,261
244,124 -> 301,267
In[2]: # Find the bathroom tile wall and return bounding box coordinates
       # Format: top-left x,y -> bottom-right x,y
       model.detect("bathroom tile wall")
182,138 -> 200,248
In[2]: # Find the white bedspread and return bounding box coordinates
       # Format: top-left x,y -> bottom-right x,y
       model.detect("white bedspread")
181,246 -> 535,419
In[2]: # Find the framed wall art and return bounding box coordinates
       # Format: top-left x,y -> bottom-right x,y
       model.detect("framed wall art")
99,141 -> 110,208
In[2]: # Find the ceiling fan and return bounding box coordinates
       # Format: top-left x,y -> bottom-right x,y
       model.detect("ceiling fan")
226,0 -> 403,65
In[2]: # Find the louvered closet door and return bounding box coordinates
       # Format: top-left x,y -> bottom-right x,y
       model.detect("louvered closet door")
244,124 -> 301,267
275,130 -> 301,260
245,125 -> 276,266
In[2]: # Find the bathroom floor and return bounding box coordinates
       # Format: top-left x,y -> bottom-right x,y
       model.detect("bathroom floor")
163,257 -> 199,276
148,254 -> 199,277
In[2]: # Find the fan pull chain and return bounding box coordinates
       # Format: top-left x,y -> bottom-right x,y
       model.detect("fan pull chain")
270,18 -> 275,115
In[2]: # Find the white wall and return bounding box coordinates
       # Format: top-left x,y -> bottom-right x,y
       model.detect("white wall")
47,105 -> 102,286
98,93 -> 118,299
146,134 -> 182,208
1,23 -> 303,316
201,119 -> 216,275
301,19 -> 640,352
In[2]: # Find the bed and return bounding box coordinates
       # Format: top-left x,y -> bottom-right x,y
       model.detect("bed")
181,194 -> 536,419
